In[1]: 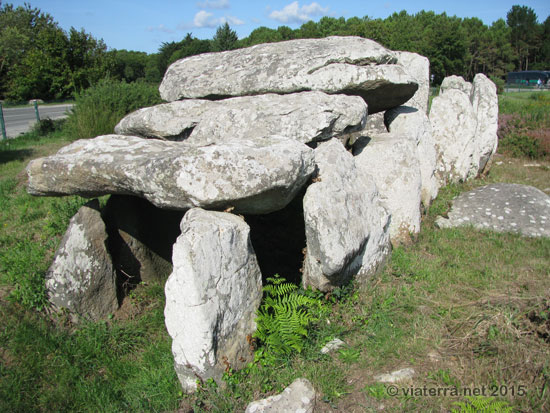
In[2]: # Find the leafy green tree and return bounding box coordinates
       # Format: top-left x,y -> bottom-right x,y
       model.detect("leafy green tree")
66,27 -> 109,93
0,3 -> 110,101
212,22 -> 238,51
507,5 -> 539,70
244,26 -> 282,46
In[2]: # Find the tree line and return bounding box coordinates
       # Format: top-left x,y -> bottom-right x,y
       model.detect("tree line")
1,2 -> 549,102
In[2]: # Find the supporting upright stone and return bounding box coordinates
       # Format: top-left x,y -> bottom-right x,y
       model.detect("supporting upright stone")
302,139 -> 391,291
46,199 -> 119,322
429,87 -> 478,184
164,208 -> 262,392
385,106 -> 439,208
470,73 -> 498,174
354,133 -> 422,245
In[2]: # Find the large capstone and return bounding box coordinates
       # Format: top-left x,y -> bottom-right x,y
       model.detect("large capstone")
302,139 -> 391,291
160,36 -> 418,113
354,133 -> 422,245
26,135 -> 315,214
164,208 -> 262,392
115,92 -> 367,145
46,199 -> 118,321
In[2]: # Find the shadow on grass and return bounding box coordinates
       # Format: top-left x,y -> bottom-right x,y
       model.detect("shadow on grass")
0,148 -> 35,165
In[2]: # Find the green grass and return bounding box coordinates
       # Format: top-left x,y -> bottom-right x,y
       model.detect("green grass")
0,91 -> 549,412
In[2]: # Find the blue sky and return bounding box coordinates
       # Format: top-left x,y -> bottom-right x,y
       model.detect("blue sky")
7,1 -> 550,54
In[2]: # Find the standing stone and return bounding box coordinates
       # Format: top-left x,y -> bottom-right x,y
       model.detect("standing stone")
429,88 -> 478,184
115,92 -> 367,145
385,106 -> 439,208
160,36 -> 418,114
394,51 -> 430,114
303,139 -> 391,291
164,208 -> 262,392
470,74 -> 498,174
26,135 -> 315,214
245,378 -> 316,413
354,133 -> 422,245
440,75 -> 472,96
45,199 -> 118,322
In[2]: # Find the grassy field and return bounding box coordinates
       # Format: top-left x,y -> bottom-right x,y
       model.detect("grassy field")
0,93 -> 549,412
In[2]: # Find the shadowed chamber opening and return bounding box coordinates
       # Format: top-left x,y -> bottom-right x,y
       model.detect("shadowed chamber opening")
244,189 -> 307,286
101,195 -> 185,301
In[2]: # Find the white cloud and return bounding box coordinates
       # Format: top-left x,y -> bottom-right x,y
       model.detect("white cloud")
196,0 -> 230,9
146,24 -> 175,34
269,1 -> 329,24
192,10 -> 244,28
193,10 -> 218,27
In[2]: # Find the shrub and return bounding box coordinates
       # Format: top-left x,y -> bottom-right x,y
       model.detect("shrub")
31,118 -> 65,136
64,79 -> 162,139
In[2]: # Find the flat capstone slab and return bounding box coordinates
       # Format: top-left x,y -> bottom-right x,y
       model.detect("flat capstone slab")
436,183 -> 550,237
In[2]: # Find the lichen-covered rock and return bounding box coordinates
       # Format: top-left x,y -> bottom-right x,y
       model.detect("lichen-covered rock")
385,106 -> 439,207
245,378 -> 316,413
440,75 -> 472,95
394,51 -> 430,114
115,92 -> 367,145
435,184 -> 550,238
429,88 -> 478,184
26,135 -> 315,214
354,133 -> 422,245
303,139 -> 391,291
164,208 -> 262,392
46,199 -> 118,321
160,36 -> 418,113
471,74 -> 498,174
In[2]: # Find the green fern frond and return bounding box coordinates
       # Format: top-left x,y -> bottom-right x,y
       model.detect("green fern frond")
452,396 -> 513,413
253,274 -> 329,364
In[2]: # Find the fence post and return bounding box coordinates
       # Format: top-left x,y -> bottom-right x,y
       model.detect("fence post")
33,100 -> 40,122
0,102 -> 6,140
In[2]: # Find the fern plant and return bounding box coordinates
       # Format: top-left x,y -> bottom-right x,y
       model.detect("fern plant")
253,274 -> 328,365
452,396 -> 513,413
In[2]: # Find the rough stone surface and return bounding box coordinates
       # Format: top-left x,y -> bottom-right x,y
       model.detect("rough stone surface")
429,88 -> 478,184
160,36 -> 418,114
435,184 -> 550,237
164,208 -> 262,392
115,92 -> 367,145
440,75 -> 472,95
386,106 -> 439,207
27,135 -> 315,214
245,378 -> 316,413
354,133 -> 422,245
364,112 -> 387,133
320,338 -> 345,354
375,368 -> 416,383
394,51 -> 430,114
101,195 -> 184,285
471,73 -> 498,174
303,139 -> 391,291
46,199 -> 118,321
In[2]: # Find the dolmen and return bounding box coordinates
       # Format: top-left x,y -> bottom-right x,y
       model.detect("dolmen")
26,36 -> 499,392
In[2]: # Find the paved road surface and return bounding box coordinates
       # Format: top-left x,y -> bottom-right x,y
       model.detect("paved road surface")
2,104 -> 74,139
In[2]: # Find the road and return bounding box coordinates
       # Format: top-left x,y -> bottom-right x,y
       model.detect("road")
1,104 -> 74,139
